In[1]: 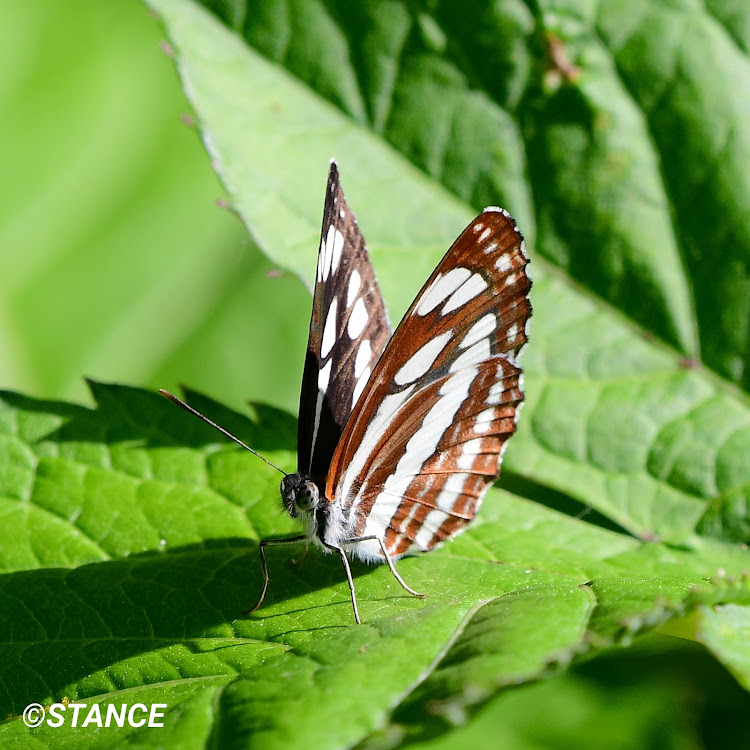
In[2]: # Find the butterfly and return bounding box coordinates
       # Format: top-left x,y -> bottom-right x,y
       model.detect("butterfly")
161,161 -> 531,624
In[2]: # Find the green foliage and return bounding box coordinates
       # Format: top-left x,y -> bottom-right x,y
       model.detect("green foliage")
699,603 -> 750,691
0,382 -> 748,746
2,0 -> 750,746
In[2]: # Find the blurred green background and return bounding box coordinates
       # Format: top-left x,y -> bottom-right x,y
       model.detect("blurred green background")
0,0 -> 309,415
1,1 -> 748,748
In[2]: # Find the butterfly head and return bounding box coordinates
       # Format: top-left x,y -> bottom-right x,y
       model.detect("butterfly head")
280,473 -> 320,518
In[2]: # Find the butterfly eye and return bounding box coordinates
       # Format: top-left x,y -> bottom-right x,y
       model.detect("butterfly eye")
295,481 -> 320,512
280,474 -> 320,517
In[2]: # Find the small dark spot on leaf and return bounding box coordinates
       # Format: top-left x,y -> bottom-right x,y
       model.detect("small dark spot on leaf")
545,32 -> 580,87
640,530 -> 660,543
679,357 -> 699,370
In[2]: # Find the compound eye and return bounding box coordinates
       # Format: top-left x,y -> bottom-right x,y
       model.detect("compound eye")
296,482 -> 319,511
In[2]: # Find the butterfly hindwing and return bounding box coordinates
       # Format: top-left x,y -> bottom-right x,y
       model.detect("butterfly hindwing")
325,209 -> 531,557
297,162 -> 392,485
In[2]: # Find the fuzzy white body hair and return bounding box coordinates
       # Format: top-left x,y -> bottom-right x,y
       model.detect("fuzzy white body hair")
296,504 -> 388,563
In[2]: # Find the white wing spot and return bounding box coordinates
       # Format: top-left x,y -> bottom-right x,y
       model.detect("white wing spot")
317,238 -> 326,282
473,407 -> 497,434
450,338 -> 491,373
347,298 -> 368,339
486,379 -> 506,405
321,298 -> 338,358
507,322 -> 519,343
339,209 -> 345,218
321,226 -> 334,281
414,509 -> 451,548
495,254 -> 512,273
416,268 -> 471,316
461,313 -> 495,349
439,475 -> 470,511
347,269 -> 361,308
483,241 -> 497,255
504,272 -> 517,288
394,331 -> 452,386
330,229 -> 344,274
458,438 -> 486,469
442,273 -> 487,315
318,359 -> 332,392
478,227 -> 491,242
473,223 -> 484,233
354,339 -> 371,378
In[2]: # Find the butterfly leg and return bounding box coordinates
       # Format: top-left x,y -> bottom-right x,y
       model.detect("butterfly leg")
322,541 -> 362,625
243,535 -> 309,616
342,535 -> 426,600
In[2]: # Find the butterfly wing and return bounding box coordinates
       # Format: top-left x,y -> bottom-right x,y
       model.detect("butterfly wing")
325,208 -> 531,557
297,161 -> 392,484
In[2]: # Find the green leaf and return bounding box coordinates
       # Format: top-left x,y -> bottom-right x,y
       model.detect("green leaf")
596,0 -> 750,387
143,0 -> 750,544
400,635 -> 747,750
364,584 -> 596,748
698,604 -> 750,691
1,384 -> 749,746
221,0 -> 750,389
697,484 -> 750,544
4,0 -> 750,745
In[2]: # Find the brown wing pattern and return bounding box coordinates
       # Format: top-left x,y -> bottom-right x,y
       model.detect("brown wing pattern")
325,208 -> 531,557
297,161 -> 391,484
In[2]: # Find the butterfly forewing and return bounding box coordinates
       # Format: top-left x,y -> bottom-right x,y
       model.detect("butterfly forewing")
297,161 -> 392,485
325,208 -> 531,555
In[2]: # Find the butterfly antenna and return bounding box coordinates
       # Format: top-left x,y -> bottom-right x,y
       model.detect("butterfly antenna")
159,389 -> 287,476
